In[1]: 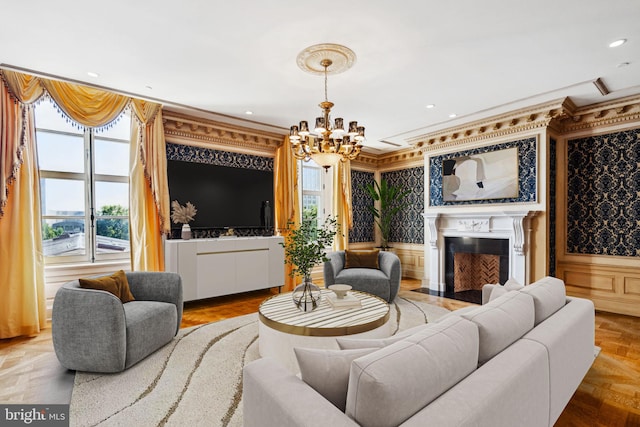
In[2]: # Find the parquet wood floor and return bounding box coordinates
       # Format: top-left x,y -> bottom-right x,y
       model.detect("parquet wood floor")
1,278 -> 639,427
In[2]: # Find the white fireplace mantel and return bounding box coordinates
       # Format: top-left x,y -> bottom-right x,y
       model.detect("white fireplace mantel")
423,211 -> 537,291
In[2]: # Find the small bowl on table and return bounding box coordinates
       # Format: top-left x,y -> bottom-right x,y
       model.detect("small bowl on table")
328,284 -> 352,299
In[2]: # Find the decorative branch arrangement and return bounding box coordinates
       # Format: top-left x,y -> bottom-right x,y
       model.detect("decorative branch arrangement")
171,200 -> 197,225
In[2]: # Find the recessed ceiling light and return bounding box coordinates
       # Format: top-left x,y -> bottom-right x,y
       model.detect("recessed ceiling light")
245,110 -> 253,115
617,62 -> 630,68
449,113 -> 457,118
87,71 -> 99,78
425,104 -> 435,109
145,85 -> 153,90
609,39 -> 627,48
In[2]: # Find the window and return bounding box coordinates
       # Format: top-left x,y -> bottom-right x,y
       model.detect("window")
35,101 -> 131,263
299,159 -> 333,239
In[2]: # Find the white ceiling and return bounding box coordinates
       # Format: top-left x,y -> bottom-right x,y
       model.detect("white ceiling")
2,0 -> 639,154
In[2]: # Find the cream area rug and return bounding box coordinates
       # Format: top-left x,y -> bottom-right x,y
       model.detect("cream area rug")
70,291 -> 451,427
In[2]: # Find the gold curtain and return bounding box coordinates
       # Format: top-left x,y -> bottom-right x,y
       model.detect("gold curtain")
129,101 -> 169,271
0,69 -> 169,337
0,73 -> 47,338
274,136 -> 300,291
41,79 -> 129,128
332,160 -> 353,251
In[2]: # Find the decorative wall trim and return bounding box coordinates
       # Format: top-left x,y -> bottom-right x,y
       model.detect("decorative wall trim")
163,111 -> 285,156
166,142 -> 273,171
557,94 -> 640,133
414,95 -> 640,155
416,99 -> 569,152
549,137 -> 557,277
375,147 -> 424,170
428,137 -> 537,206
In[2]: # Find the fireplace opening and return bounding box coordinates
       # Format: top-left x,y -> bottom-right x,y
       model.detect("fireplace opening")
444,237 -> 509,303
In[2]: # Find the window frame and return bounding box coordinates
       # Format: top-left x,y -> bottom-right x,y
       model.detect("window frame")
299,159 -> 333,240
36,111 -> 131,265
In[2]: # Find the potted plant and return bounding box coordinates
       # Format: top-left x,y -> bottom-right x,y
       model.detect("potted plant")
281,215 -> 338,311
171,200 -> 197,239
362,179 -> 410,250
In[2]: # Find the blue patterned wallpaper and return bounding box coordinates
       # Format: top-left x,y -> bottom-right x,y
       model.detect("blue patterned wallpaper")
549,137 -> 557,276
382,167 -> 424,244
165,142 -> 273,239
166,142 -> 273,171
350,170 -> 375,243
429,137 -> 537,206
566,129 -> 640,257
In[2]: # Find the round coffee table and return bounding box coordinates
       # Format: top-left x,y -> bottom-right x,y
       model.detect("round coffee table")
258,289 -> 391,373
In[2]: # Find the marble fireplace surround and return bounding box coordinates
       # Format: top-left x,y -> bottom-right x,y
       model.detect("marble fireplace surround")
424,211 -> 537,292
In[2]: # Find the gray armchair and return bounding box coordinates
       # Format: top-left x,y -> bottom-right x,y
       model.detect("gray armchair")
52,272 -> 183,373
323,251 -> 401,302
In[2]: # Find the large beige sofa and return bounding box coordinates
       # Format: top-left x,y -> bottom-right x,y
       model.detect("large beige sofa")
243,277 -> 595,427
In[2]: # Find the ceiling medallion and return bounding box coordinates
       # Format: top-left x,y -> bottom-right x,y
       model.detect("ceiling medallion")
290,44 -> 364,170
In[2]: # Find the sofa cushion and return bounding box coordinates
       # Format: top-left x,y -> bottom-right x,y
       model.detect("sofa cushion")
520,276 -> 566,325
337,322 -> 431,350
335,268 -> 390,300
345,316 -> 479,427
123,301 -> 177,368
460,291 -> 535,365
344,249 -> 380,269
294,347 -> 376,411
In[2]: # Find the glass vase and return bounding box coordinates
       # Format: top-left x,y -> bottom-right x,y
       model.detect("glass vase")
292,276 -> 321,312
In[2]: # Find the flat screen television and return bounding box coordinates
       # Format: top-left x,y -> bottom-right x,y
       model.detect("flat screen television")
167,159 -> 273,229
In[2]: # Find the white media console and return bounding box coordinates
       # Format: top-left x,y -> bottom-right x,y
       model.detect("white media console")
164,236 -> 285,302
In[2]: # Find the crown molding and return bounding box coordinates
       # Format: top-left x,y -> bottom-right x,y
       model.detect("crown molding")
374,147 -> 424,170
556,94 -> 640,133
415,98 -> 571,153
163,110 -> 285,156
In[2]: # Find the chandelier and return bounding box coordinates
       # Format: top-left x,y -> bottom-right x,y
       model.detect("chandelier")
289,44 -> 364,170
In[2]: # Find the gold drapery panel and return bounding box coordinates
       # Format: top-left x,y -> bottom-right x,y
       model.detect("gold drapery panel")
130,103 -> 169,271
0,78 -> 46,338
274,136 -> 300,291
332,160 -> 353,251
0,69 -> 169,336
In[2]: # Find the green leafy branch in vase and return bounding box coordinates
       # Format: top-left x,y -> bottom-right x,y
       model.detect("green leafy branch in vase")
280,215 -> 339,280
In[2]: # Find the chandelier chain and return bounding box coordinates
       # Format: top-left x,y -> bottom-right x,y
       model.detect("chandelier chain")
324,63 -> 328,102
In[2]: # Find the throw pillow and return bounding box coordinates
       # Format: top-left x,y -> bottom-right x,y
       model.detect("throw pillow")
488,285 -> 509,302
113,270 -> 135,303
79,270 -> 135,303
344,249 -> 380,269
504,277 -> 524,291
294,347 -> 376,411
